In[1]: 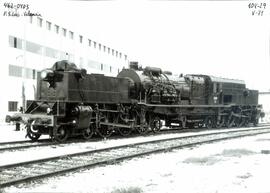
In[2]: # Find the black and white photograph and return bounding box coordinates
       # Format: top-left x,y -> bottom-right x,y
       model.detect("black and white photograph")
0,0 -> 270,192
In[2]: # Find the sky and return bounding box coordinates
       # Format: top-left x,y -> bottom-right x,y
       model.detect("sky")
5,0 -> 270,91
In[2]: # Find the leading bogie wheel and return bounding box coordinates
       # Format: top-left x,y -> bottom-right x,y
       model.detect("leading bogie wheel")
26,121 -> 41,141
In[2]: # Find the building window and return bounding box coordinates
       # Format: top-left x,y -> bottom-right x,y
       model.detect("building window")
25,68 -> 36,79
112,49 -> 115,56
45,47 -> 58,58
8,101 -> 18,112
103,45 -> 106,52
119,53 -> 122,58
88,39 -> 91,47
69,31 -> 74,39
124,55 -> 127,60
9,64 -> 22,77
46,21 -> 51,30
110,66 -> 112,73
9,36 -> 22,49
100,63 -> 103,71
98,44 -> 101,50
37,17 -> 42,27
79,35 -> 83,43
54,25 -> 59,34
116,51 -> 118,57
26,41 -> 42,55
62,28 -> 67,37
29,16 -> 33,23
93,41 -> 97,48
108,48 -> 110,54
88,60 -> 99,69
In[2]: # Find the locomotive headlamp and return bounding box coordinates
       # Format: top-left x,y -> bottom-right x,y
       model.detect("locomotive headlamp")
41,69 -> 54,79
46,107 -> 52,115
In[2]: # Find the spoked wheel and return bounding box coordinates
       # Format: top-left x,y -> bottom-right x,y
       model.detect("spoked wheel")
225,116 -> 236,128
26,120 -> 41,141
243,118 -> 250,127
197,122 -> 204,128
134,108 -> 149,134
150,117 -> 162,133
205,117 -> 214,129
186,122 -> 195,129
118,127 -> 132,136
253,118 -> 259,127
136,123 -> 149,134
82,124 -> 94,140
215,116 -> 225,129
97,125 -> 113,138
134,114 -> 149,134
236,117 -> 246,128
116,114 -> 133,137
97,112 -> 114,138
234,116 -> 242,127
54,125 -> 70,142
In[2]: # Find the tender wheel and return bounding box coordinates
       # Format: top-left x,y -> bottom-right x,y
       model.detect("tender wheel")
150,117 -> 162,133
26,121 -> 41,141
54,126 -> 70,142
82,125 -> 94,140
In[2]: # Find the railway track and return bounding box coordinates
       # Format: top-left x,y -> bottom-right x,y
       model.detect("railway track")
1,126 -> 270,188
1,124 -> 269,152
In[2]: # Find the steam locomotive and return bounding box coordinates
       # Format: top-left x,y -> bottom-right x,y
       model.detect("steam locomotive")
6,60 -> 264,142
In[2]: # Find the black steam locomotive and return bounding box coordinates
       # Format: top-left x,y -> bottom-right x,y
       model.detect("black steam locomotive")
7,60 -> 264,142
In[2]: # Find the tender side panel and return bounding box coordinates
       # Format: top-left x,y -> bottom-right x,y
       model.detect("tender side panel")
67,73 -> 130,103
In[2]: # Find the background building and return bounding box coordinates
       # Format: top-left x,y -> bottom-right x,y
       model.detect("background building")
0,16 -> 128,121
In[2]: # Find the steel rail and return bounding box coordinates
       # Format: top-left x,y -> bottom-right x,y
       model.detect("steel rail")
1,124 -> 269,152
1,126 -> 270,188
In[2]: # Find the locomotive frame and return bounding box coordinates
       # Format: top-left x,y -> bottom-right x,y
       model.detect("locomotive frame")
6,60 -> 264,142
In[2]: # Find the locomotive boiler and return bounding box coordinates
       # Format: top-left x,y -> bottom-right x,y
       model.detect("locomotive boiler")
6,60 -> 264,142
